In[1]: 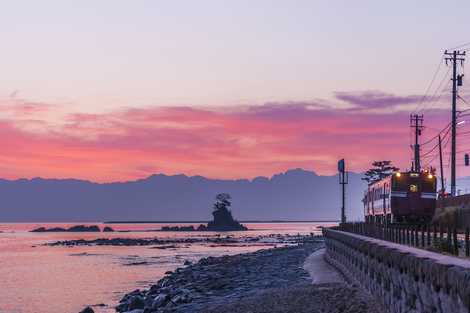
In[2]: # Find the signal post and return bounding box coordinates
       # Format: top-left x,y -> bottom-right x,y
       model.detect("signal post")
338,159 -> 348,224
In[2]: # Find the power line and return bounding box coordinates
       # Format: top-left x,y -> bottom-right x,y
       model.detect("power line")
421,126 -> 451,157
421,122 -> 451,146
423,132 -> 451,168
458,94 -> 469,106
414,56 -> 444,113
419,66 -> 452,114
448,41 -> 470,51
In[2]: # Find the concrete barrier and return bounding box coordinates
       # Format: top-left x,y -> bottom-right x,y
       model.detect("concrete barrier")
323,228 -> 470,313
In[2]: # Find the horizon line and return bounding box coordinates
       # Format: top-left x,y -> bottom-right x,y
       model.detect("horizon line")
0,168 -> 365,184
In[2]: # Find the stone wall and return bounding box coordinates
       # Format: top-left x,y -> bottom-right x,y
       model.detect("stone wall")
323,228 -> 470,313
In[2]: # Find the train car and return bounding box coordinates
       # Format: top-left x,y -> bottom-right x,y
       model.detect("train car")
363,171 -> 437,224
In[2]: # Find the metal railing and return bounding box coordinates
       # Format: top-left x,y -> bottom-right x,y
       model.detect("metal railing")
337,222 -> 470,257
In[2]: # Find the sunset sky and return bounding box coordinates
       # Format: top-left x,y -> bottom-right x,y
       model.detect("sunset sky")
1,1 -> 470,182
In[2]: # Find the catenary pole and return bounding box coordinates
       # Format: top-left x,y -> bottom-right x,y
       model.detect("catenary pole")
445,50 -> 465,196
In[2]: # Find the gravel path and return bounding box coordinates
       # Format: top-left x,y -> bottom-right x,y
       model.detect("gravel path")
201,283 -> 382,313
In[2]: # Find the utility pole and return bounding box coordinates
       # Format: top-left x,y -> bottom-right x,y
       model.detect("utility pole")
445,50 -> 466,196
438,134 -> 445,196
410,114 -> 424,172
338,159 -> 348,224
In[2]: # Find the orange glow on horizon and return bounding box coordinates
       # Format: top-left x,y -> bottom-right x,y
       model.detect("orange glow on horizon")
0,94 -> 452,182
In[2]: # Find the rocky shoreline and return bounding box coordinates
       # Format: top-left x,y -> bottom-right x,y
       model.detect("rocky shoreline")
113,238 -> 324,313
48,233 -> 314,247
78,233 -> 382,313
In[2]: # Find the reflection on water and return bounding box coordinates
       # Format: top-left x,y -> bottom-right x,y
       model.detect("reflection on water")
0,222 -> 333,313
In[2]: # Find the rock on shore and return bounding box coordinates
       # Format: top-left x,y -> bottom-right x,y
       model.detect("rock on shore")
115,239 -> 323,313
31,225 -> 101,232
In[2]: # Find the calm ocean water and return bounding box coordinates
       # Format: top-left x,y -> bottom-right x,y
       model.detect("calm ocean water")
0,222 -> 333,313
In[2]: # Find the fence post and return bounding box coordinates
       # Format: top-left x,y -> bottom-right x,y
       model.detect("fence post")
421,225 -> 426,247
398,225 -> 403,244
466,227 -> 469,257
447,227 -> 452,253
427,225 -> 431,246
406,226 -> 410,245
410,226 -> 413,245
415,226 -> 419,247
439,225 -> 444,252
453,227 -> 458,256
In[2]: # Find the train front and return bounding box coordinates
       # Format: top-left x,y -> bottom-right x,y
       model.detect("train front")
390,171 -> 437,223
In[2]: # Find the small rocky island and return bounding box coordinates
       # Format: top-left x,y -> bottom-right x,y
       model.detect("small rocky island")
161,193 -> 247,232
200,193 -> 247,231
31,225 -> 114,232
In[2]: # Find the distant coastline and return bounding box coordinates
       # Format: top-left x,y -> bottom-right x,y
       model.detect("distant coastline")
104,220 -> 340,224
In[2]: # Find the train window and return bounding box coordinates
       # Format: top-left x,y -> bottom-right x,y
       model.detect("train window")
410,184 -> 418,192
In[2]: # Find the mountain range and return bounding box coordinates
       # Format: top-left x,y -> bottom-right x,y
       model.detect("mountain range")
0,168 -> 368,222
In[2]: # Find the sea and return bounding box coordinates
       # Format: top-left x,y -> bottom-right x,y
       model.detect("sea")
0,222 -> 333,313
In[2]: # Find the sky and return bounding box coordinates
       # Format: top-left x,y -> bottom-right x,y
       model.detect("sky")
0,0 -> 470,182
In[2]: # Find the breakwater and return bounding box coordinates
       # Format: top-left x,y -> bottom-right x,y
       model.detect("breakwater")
323,228 -> 470,313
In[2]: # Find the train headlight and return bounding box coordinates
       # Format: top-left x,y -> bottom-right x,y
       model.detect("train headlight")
396,172 -> 401,177
428,174 -> 433,179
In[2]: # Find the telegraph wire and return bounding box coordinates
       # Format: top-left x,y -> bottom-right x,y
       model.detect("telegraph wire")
419,66 -> 452,115
414,56 -> 445,113
423,131 -> 451,168
448,41 -> 470,51
421,126 -> 451,157
421,122 -> 451,146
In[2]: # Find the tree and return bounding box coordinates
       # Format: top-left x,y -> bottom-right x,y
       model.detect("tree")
362,161 -> 399,185
214,193 -> 231,211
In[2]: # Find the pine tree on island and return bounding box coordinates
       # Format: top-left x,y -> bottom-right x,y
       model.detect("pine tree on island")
198,193 -> 247,231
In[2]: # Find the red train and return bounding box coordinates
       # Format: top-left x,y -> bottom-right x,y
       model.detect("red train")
363,171 -> 437,223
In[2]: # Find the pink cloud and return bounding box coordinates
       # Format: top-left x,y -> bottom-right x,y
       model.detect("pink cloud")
0,91 -> 453,182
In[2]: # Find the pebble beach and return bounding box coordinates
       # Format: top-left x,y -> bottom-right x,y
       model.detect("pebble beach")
102,237 -> 381,313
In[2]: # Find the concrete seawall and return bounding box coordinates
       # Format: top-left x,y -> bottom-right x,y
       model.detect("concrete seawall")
323,228 -> 470,313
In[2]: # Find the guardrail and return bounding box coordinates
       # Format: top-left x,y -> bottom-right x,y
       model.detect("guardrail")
323,228 -> 470,313
337,222 -> 470,257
